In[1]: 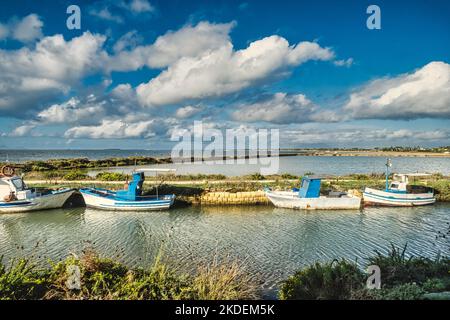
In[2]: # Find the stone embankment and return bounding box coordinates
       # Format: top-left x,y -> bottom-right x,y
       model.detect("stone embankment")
187,191 -> 270,205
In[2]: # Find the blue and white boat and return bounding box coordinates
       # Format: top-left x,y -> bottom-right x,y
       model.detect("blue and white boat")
363,159 -> 436,206
265,176 -> 361,210
0,166 -> 75,213
80,169 -> 175,211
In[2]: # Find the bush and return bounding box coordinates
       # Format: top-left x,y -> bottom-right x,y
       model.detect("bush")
0,250 -> 256,300
247,173 -> 265,180
367,244 -> 450,288
62,170 -> 89,181
95,172 -> 129,181
279,259 -> 365,300
0,258 -> 51,300
281,173 -> 299,180
373,283 -> 426,300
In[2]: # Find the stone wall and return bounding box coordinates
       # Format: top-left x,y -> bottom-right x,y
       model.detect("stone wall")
187,191 -> 270,205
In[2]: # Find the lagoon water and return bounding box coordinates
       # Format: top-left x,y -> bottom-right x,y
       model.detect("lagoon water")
2,149 -> 450,176
92,155 -> 450,176
0,204 -> 448,298
1,150 -> 449,297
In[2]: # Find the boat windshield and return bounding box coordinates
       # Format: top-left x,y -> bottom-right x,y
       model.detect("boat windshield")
11,178 -> 26,191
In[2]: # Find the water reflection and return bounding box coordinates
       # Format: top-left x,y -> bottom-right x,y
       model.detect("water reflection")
0,204 -> 449,298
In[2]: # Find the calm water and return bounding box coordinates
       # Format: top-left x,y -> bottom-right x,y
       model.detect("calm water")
92,155 -> 450,176
1,204 -> 448,298
2,149 -> 450,176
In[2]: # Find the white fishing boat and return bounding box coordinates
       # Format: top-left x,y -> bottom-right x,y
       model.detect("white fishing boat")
80,169 -> 176,211
0,166 -> 75,213
265,176 -> 361,210
363,159 -> 436,206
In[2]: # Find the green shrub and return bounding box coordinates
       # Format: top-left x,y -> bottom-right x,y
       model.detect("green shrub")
247,173 -> 265,180
373,283 -> 426,300
0,250 -> 256,300
62,170 -> 89,181
95,172 -> 129,181
367,244 -> 450,287
422,277 -> 450,292
0,258 -> 50,300
281,173 -> 299,180
279,259 -> 365,300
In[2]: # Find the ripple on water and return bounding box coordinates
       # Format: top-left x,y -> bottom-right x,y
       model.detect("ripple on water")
0,203 -> 449,298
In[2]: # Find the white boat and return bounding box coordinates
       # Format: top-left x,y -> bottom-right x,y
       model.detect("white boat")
363,159 -> 436,207
0,166 -> 75,213
265,176 -> 361,210
80,169 -> 175,211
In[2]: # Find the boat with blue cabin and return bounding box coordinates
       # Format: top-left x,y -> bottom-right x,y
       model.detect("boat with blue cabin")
265,176 -> 361,210
80,169 -> 175,211
0,166 -> 75,213
363,159 -> 436,206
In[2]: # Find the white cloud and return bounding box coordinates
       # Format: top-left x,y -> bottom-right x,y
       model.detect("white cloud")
175,105 -> 203,118
334,58 -> 353,67
344,61 -> 450,120
107,21 -> 235,71
136,36 -> 334,107
0,32 -> 107,114
284,128 -> 450,144
9,124 -> 36,137
113,30 -> 142,52
0,14 -> 43,43
232,93 -> 319,124
89,7 -> 124,24
127,0 -> 154,13
12,14 -> 43,43
37,96 -> 107,125
64,119 -> 164,139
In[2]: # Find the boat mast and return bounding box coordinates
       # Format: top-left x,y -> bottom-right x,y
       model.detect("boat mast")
385,158 -> 392,191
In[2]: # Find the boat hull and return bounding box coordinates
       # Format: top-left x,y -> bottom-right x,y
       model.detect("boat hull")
0,189 -> 75,213
363,187 -> 436,207
80,189 -> 175,211
265,191 -> 361,210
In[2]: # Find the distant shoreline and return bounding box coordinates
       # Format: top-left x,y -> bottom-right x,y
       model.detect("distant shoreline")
1,149 -> 450,165
290,150 -> 450,158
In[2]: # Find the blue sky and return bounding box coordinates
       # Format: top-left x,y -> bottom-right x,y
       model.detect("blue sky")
0,0 -> 449,149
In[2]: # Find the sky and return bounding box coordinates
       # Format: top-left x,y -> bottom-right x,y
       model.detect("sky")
0,0 -> 449,149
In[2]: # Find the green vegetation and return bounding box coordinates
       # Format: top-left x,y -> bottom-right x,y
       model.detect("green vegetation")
279,259 -> 364,300
2,244 -> 446,300
377,146 -> 450,153
279,245 -> 450,300
0,250 -> 256,300
1,156 -> 171,173
246,173 -> 266,180
62,170 -> 89,181
95,172 -> 130,181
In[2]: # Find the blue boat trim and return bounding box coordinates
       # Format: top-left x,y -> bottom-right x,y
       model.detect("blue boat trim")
0,201 -> 33,207
363,192 -> 435,202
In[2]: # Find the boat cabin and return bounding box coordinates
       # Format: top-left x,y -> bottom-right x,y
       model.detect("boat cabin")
116,172 -> 144,201
298,177 -> 321,198
0,176 -> 33,201
388,174 -> 409,193
388,174 -> 434,194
